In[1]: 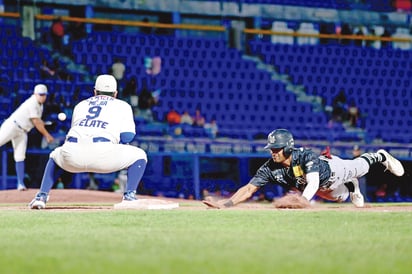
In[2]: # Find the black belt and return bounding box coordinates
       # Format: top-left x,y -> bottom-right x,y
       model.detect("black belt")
67,137 -> 111,143
14,120 -> 28,132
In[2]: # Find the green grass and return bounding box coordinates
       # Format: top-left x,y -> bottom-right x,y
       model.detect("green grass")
1,209 -> 412,274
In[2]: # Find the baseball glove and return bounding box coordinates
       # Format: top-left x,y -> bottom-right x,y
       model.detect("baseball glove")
273,193 -> 311,209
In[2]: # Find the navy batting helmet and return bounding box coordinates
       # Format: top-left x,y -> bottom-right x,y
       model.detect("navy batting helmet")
264,129 -> 295,157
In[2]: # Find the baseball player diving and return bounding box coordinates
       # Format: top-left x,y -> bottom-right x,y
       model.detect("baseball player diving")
0,84 -> 54,190
203,128 -> 405,209
29,74 -> 147,209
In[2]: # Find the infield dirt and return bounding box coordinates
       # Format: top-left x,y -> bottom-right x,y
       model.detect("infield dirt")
1,189 -> 412,212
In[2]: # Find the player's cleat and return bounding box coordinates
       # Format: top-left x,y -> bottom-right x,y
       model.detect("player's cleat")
347,179 -> 364,208
28,192 -> 49,210
123,190 -> 137,201
17,183 -> 27,191
350,192 -> 364,208
378,149 -> 405,176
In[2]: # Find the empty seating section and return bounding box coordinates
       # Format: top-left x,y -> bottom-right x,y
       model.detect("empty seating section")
249,40 -> 412,143
0,35 -> 46,86
0,26 -> 45,116
194,0 -> 350,10
2,22 -> 410,144
71,31 -> 332,140
0,25 -> 91,120
191,0 -> 394,11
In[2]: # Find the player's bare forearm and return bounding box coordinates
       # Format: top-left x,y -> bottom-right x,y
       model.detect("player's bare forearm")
202,183 -> 259,209
32,118 -> 54,142
226,183 -> 259,207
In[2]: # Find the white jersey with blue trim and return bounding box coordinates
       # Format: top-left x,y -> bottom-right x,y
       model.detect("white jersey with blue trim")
67,95 -> 135,143
50,94 -> 145,173
9,95 -> 43,132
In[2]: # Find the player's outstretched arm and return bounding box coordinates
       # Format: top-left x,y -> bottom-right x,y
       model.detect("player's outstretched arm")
31,117 -> 54,143
203,183 -> 259,209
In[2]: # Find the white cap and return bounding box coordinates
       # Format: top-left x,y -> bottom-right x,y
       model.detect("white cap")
34,84 -> 48,95
95,74 -> 117,92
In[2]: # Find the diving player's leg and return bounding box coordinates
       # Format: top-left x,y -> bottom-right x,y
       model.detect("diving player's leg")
330,155 -> 370,181
316,184 -> 350,203
345,178 -> 364,207
319,156 -> 366,207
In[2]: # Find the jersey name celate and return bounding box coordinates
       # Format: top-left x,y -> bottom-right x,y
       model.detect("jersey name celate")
68,95 -> 135,143
78,119 -> 108,128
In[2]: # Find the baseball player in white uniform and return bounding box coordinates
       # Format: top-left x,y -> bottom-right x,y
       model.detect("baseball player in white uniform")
0,84 -> 54,190
29,74 -> 148,209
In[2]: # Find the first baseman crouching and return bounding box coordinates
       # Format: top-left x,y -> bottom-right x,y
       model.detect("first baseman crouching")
29,75 -> 148,209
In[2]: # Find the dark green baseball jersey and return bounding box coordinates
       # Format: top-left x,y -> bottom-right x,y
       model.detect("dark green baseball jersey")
250,147 -> 332,191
